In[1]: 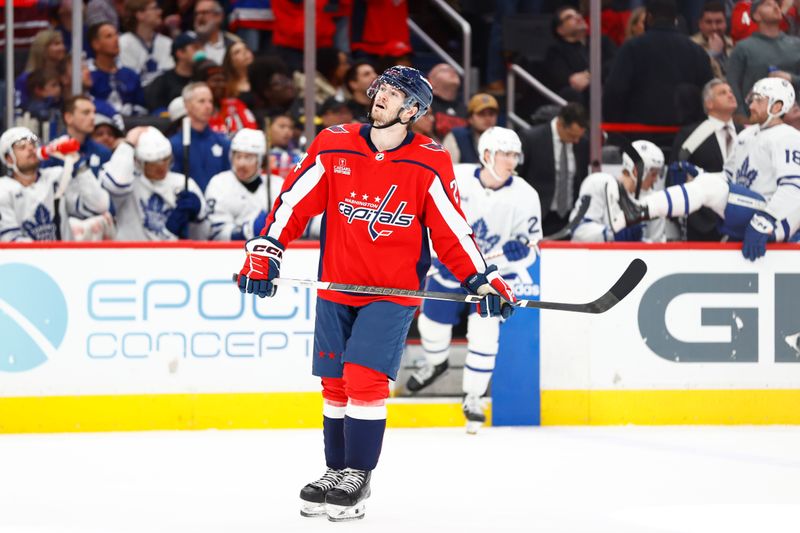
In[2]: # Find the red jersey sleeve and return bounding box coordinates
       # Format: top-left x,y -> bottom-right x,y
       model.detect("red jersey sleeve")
418,147 -> 486,282
262,131 -> 329,245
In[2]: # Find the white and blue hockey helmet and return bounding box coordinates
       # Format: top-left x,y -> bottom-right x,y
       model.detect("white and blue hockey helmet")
622,140 -> 664,197
748,77 -> 796,126
135,127 -> 172,163
0,127 -> 39,175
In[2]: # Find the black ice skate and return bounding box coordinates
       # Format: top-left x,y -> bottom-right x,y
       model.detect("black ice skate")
406,360 -> 449,392
325,468 -> 372,522
462,394 -> 486,435
299,467 -> 344,517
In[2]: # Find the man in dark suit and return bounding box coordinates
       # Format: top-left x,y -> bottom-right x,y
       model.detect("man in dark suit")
519,102 -> 590,236
670,78 -> 741,240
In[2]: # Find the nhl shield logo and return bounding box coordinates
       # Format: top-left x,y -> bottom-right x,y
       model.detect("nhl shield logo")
375,153 -> 385,161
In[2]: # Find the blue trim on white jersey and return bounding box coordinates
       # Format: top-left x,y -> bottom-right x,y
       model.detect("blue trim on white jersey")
464,364 -> 493,373
468,350 -> 496,357
679,184 -> 689,213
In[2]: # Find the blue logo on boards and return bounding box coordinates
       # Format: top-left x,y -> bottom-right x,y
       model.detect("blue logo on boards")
0,263 -> 67,372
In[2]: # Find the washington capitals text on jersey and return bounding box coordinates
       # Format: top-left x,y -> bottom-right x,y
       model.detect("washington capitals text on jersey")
262,123 -> 487,307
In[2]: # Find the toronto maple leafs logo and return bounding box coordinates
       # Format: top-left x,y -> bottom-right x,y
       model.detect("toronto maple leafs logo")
471,218 -> 500,253
21,204 -> 57,241
736,156 -> 758,188
140,193 -> 171,233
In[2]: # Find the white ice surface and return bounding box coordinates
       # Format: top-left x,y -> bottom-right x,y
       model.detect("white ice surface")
2,426 -> 799,533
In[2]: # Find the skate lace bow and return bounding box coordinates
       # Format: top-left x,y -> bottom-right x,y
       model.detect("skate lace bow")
337,469 -> 367,494
311,468 -> 343,490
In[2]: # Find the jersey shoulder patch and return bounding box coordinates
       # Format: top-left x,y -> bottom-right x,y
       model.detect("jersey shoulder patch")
326,125 -> 349,134
420,141 -> 446,152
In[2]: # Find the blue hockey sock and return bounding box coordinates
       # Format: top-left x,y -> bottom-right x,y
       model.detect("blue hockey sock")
344,415 -> 386,471
323,416 -> 346,470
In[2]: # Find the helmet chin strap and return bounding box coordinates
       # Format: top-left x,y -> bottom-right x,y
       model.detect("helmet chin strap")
368,99 -> 411,130
483,152 -> 508,183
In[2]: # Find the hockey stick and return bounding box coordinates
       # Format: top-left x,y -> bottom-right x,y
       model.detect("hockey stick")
541,195 -> 590,241
182,116 -> 191,191
230,258 -> 647,314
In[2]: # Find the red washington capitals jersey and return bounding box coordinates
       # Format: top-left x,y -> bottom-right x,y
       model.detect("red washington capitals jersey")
263,123 -> 487,306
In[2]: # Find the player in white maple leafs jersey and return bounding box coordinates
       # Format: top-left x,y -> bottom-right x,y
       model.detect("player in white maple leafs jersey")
614,78 -> 800,259
405,126 -> 541,433
572,140 -> 666,243
101,126 -> 208,241
0,127 -> 111,242
205,128 -> 284,241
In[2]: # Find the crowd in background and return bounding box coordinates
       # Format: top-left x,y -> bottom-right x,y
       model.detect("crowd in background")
1,0 -> 800,243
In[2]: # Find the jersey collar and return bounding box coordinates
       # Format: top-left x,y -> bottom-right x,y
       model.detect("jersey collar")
359,124 -> 415,154
473,166 -> 513,189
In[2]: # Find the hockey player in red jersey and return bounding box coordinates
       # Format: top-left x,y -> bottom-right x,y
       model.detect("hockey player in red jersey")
235,66 -> 517,521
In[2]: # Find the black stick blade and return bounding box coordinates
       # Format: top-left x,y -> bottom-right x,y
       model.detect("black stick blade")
518,258 -> 647,313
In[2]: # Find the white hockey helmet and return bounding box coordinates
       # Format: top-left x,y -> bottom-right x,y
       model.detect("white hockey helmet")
135,127 -> 173,163
478,126 -> 524,182
231,128 -> 266,157
748,77 -> 796,128
0,126 -> 40,175
622,140 -> 664,197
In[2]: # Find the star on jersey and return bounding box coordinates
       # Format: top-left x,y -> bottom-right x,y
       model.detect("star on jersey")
337,184 -> 415,241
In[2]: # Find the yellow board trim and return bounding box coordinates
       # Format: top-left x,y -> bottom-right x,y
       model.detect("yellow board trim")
542,389 -> 800,425
0,393 -> 491,433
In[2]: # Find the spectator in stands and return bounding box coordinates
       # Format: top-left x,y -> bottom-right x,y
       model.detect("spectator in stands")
544,6 -> 616,107
730,0 -> 797,43
603,0 -> 714,140
344,60 -> 378,123
87,22 -> 147,116
692,1 -> 734,80
267,112 -> 303,178
249,56 -> 299,122
294,48 -> 351,106
23,68 -> 63,139
59,54 -> 93,100
411,108 -> 440,143
86,0 -> 124,28
0,127 -> 111,242
92,99 -> 126,150
145,31 -> 201,114
351,0 -> 412,72
519,102 -> 590,236
222,41 -> 256,109
15,30 -> 67,111
271,0 -> 336,73
669,78 -> 741,241
318,97 -> 354,132
55,0 -> 89,53
442,93 -> 499,164
727,0 -> 800,121
624,7 -> 647,42
194,0 -> 242,65
229,0 -> 276,52
485,0 -> 542,94
194,60 -> 258,136
169,82 -> 231,191
427,63 -> 468,139
119,0 -> 174,87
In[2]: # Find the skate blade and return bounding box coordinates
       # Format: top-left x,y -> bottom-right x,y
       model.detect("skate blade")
299,501 -> 327,518
466,421 -> 483,435
326,502 -> 366,522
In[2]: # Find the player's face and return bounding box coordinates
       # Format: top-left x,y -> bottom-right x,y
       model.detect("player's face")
67,100 -> 96,136
641,167 -> 661,191
92,124 -> 117,150
748,93 -> 770,124
143,157 -> 171,181
370,83 -> 411,126
491,150 -> 520,181
11,139 -> 39,175
232,151 -> 259,182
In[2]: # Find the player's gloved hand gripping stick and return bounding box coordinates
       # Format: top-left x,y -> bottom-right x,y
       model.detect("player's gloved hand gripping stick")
234,247 -> 648,314
461,265 -> 516,318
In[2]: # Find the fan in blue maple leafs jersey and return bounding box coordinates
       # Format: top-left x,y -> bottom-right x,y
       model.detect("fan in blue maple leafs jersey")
0,127 -> 110,242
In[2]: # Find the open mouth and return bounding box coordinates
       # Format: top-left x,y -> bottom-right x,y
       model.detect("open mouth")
375,103 -> 386,110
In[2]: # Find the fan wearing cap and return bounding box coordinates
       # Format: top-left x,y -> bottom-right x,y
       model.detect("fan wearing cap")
101,126 -> 208,240
572,140 -> 666,243
612,77 -> 800,260
193,60 -> 258,136
144,31 -> 202,114
234,65 -> 517,521
441,93 -> 499,164
0,126 -> 111,242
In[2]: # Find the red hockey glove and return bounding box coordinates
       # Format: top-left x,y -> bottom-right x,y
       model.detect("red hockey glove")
237,236 -> 283,298
462,265 -> 517,319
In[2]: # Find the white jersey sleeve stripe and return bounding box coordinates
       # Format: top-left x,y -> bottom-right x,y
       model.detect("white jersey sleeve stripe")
427,176 -> 485,272
267,155 -> 325,241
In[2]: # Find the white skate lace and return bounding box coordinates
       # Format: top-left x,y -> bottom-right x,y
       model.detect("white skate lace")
310,468 -> 343,490
336,469 -> 367,494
